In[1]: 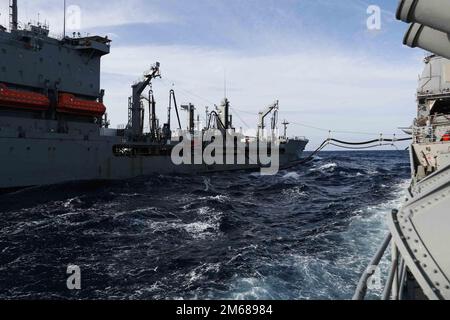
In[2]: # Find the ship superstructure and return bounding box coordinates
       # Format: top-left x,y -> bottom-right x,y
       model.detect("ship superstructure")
354,0 -> 450,300
0,1 -> 308,190
411,55 -> 450,178
0,1 -> 109,122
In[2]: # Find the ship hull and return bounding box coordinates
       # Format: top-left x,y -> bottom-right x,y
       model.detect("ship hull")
0,131 -> 308,189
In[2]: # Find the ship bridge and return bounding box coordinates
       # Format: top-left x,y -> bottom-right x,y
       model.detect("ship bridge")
66,35 -> 111,56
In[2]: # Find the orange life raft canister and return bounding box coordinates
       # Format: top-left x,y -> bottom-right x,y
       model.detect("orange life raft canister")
0,83 -> 50,111
57,93 -> 106,117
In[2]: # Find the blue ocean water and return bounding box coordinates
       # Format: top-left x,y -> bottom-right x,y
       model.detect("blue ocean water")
0,151 -> 411,300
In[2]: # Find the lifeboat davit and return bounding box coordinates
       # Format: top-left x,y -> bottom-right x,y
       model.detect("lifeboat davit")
58,93 -> 106,117
0,83 -> 50,111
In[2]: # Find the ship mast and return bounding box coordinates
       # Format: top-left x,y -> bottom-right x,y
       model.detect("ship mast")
282,120 -> 289,139
9,0 -> 18,31
63,0 -> 66,38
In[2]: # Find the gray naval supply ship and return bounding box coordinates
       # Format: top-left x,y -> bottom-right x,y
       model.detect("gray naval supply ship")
354,0 -> 450,300
0,1 -> 308,190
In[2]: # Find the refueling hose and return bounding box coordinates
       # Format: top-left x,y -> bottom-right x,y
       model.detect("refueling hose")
291,136 -> 413,166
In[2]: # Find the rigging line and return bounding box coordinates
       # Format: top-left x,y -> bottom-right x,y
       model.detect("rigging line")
228,107 -> 251,129
289,121 -> 334,132
329,143 -> 399,150
151,81 -> 209,124
330,138 -> 381,145
156,79 -> 407,138
291,133 -> 410,167
392,143 -> 401,152
160,78 -> 216,106
151,82 -> 280,132
292,140 -> 330,165
380,138 -> 412,142
227,105 -> 273,130
229,114 -> 411,138
329,137 -> 412,146
230,108 -> 258,115
159,78 -> 252,129
232,112 -> 251,129
289,121 -> 407,137
161,78 -> 251,130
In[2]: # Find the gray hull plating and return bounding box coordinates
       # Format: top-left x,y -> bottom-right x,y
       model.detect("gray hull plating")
0,117 -> 308,189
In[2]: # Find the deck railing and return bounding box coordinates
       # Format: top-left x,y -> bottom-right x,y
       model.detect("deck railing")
353,214 -> 408,301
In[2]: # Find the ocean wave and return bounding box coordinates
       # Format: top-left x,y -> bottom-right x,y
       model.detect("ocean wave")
0,151 -> 411,300
282,172 -> 301,180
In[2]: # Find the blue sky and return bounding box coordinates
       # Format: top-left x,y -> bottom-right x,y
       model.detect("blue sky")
1,0 -> 426,150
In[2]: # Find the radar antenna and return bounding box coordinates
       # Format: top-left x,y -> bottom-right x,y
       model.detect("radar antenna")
282,120 -> 290,139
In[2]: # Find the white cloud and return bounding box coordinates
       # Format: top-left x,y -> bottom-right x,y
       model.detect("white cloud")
101,44 -> 422,149
0,0 -> 172,35
0,0 -> 422,150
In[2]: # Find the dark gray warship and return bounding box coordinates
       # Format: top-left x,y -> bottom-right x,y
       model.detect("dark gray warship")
354,0 -> 450,300
0,1 -> 308,190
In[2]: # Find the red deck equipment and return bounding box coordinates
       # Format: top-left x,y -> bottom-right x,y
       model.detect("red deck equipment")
58,93 -> 106,117
0,83 -> 50,111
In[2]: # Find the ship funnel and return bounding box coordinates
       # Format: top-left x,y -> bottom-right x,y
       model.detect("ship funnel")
397,0 -> 450,60
9,0 -> 18,31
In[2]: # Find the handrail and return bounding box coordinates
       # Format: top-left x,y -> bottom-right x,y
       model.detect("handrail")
353,234 -> 392,300
382,246 -> 399,300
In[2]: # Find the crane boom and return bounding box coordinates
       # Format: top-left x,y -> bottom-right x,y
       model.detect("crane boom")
257,100 -> 279,139
129,62 -> 161,137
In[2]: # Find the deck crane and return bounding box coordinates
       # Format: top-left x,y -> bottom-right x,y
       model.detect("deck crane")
257,101 -> 279,140
129,62 -> 161,137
